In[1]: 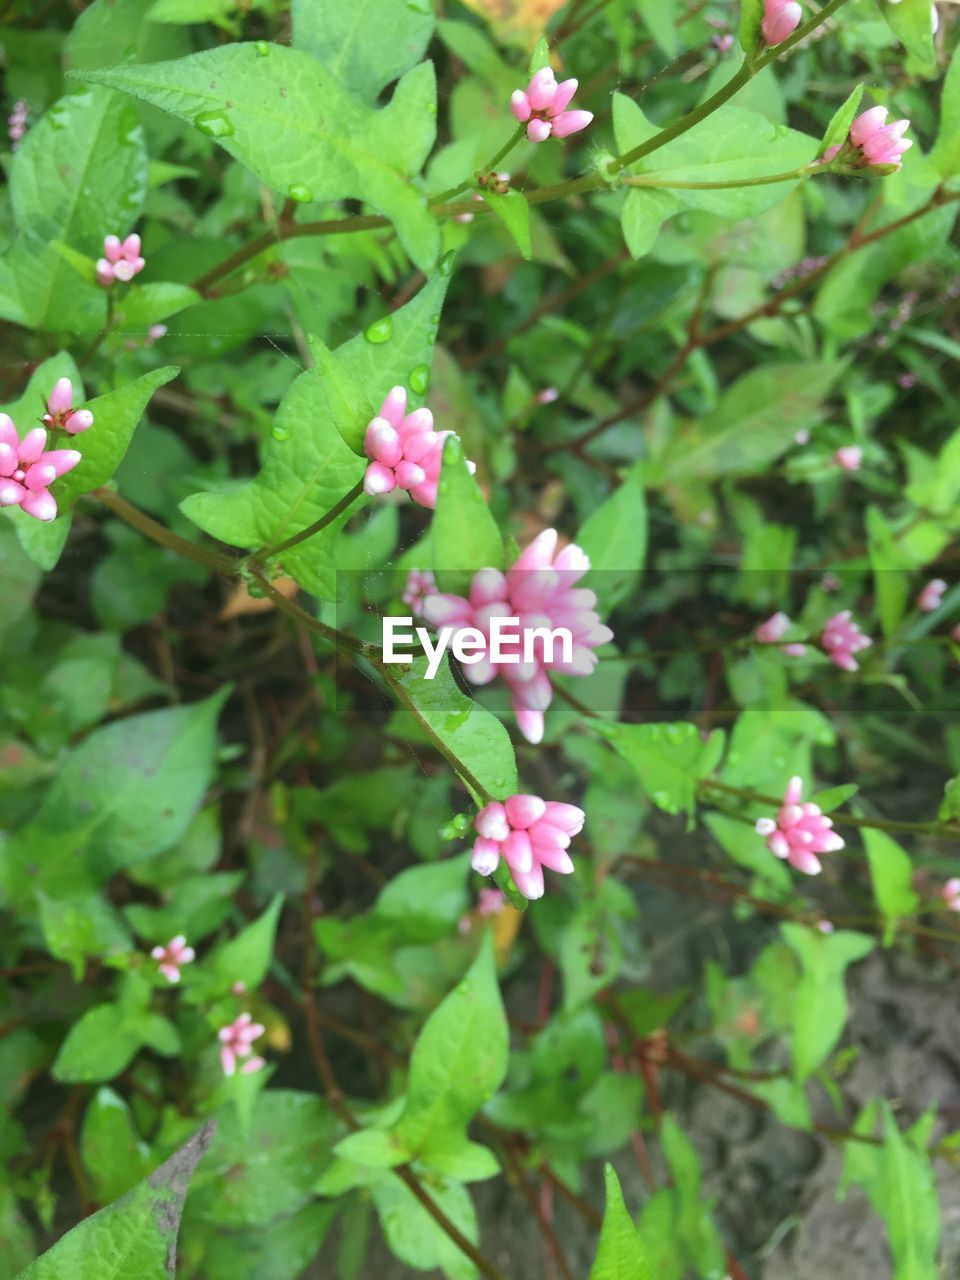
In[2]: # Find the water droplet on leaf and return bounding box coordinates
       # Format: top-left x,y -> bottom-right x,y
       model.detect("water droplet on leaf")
271,425 -> 290,442
288,183 -> 313,203
409,364 -> 430,394
364,315 -> 394,344
255,40 -> 270,56
194,109 -> 235,139
439,250 -> 455,277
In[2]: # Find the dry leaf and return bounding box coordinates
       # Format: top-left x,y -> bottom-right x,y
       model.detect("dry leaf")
458,0 -> 567,46
219,576 -> 299,620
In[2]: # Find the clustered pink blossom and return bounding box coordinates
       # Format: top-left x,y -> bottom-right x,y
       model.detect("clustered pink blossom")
218,1012 -> 266,1077
761,0 -> 802,46
8,99 -> 28,148
510,67 -> 593,143
822,610 -> 873,672
536,387 -> 559,405
151,934 -> 195,984
917,578 -> 947,612
423,529 -> 613,744
42,378 -> 94,436
0,416 -> 80,522
96,232 -> 145,286
402,567 -> 437,614
833,445 -> 862,472
942,878 -> 960,912
363,386 -> 471,510
755,776 -> 844,875
754,611 -> 807,656
848,106 -> 912,169
471,794 -> 585,900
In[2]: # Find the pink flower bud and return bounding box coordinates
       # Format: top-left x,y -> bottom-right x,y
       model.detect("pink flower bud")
917,578 -> 947,612
754,776 -> 844,874
761,0 -> 803,45
471,792 -> 584,900
833,445 -> 862,472
510,67 -> 591,144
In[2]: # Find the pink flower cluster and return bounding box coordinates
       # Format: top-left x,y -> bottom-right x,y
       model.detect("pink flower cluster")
42,378 -> 94,436
761,0 -> 802,45
96,232 -> 145,286
0,416 -> 80,522
755,776 -> 844,875
472,794 -> 585,900
402,568 -> 437,614
510,67 -> 593,143
822,610 -> 873,672
151,934 -> 195,984
942,878 -> 960,912
849,106 -> 912,169
218,1012 -> 266,1077
8,99 -> 27,148
755,612 -> 807,656
363,386 -> 471,510
423,529 -> 613,744
918,578 -> 947,612
834,445 -> 862,472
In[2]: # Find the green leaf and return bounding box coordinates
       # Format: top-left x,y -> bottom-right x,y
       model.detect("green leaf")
593,721 -> 721,818
821,84 -> 864,150
636,0 -> 678,56
482,189 -> 531,259
369,1171 -> 479,1280
576,460 -> 646,611
390,934 -> 507,1179
655,363 -> 842,482
614,94 -> 816,222
181,271 -> 450,597
659,1115 -> 727,1278
880,0 -> 936,77
38,894 -> 131,981
528,36 -> 550,75
866,505 -> 909,638
387,656 -> 519,805
620,187 -> 679,258
72,46 -> 441,269
11,86 -> 146,253
780,924 -> 874,1081
81,1089 -> 154,1204
589,1164 -> 652,1280
15,1122 -> 214,1279
52,984 -> 179,1084
432,435 -> 504,593
863,830 -> 920,946
64,0 -> 191,70
0,689 -> 230,907
291,0 -> 435,103
932,43 -> 960,178
113,283 -> 199,332
208,893 -> 284,991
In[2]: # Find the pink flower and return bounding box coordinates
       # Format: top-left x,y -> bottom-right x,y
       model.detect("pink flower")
848,106 -> 912,170
0,415 -> 80,522
755,612 -> 807,656
218,1012 -> 266,1077
96,232 -> 145,287
457,886 -> 506,934
941,878 -> 960,912
145,323 -> 167,345
8,99 -> 27,147
471,794 -> 585,900
755,612 -> 791,643
761,0 -> 802,45
536,387 -> 559,405
917,578 -> 947,612
42,378 -> 94,436
363,385 -> 473,511
822,610 -> 872,672
755,776 -> 844,875
402,568 -> 437,614
509,67 -> 593,143
422,529 -> 613,743
150,934 -> 195,984
713,32 -> 735,52
833,445 -> 862,472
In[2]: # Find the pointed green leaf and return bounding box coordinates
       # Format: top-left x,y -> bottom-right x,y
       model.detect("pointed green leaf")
72,46 -> 441,269
589,1165 -> 652,1280
781,924 -> 874,1081
576,460 -> 646,611
593,721 -> 720,818
483,189 -> 531,259
208,894 -> 284,991
432,435 -> 503,593
291,0 -> 434,103
15,1123 -> 215,1279
863,830 -> 920,946
391,933 -> 507,1179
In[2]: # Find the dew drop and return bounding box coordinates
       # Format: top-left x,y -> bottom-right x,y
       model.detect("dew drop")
255,40 -> 270,56
430,314 -> 440,324
409,364 -> 430,395
271,425 -> 290,442
364,315 -> 394,344
288,183 -> 313,203
439,250 -> 455,276
194,109 -> 235,138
